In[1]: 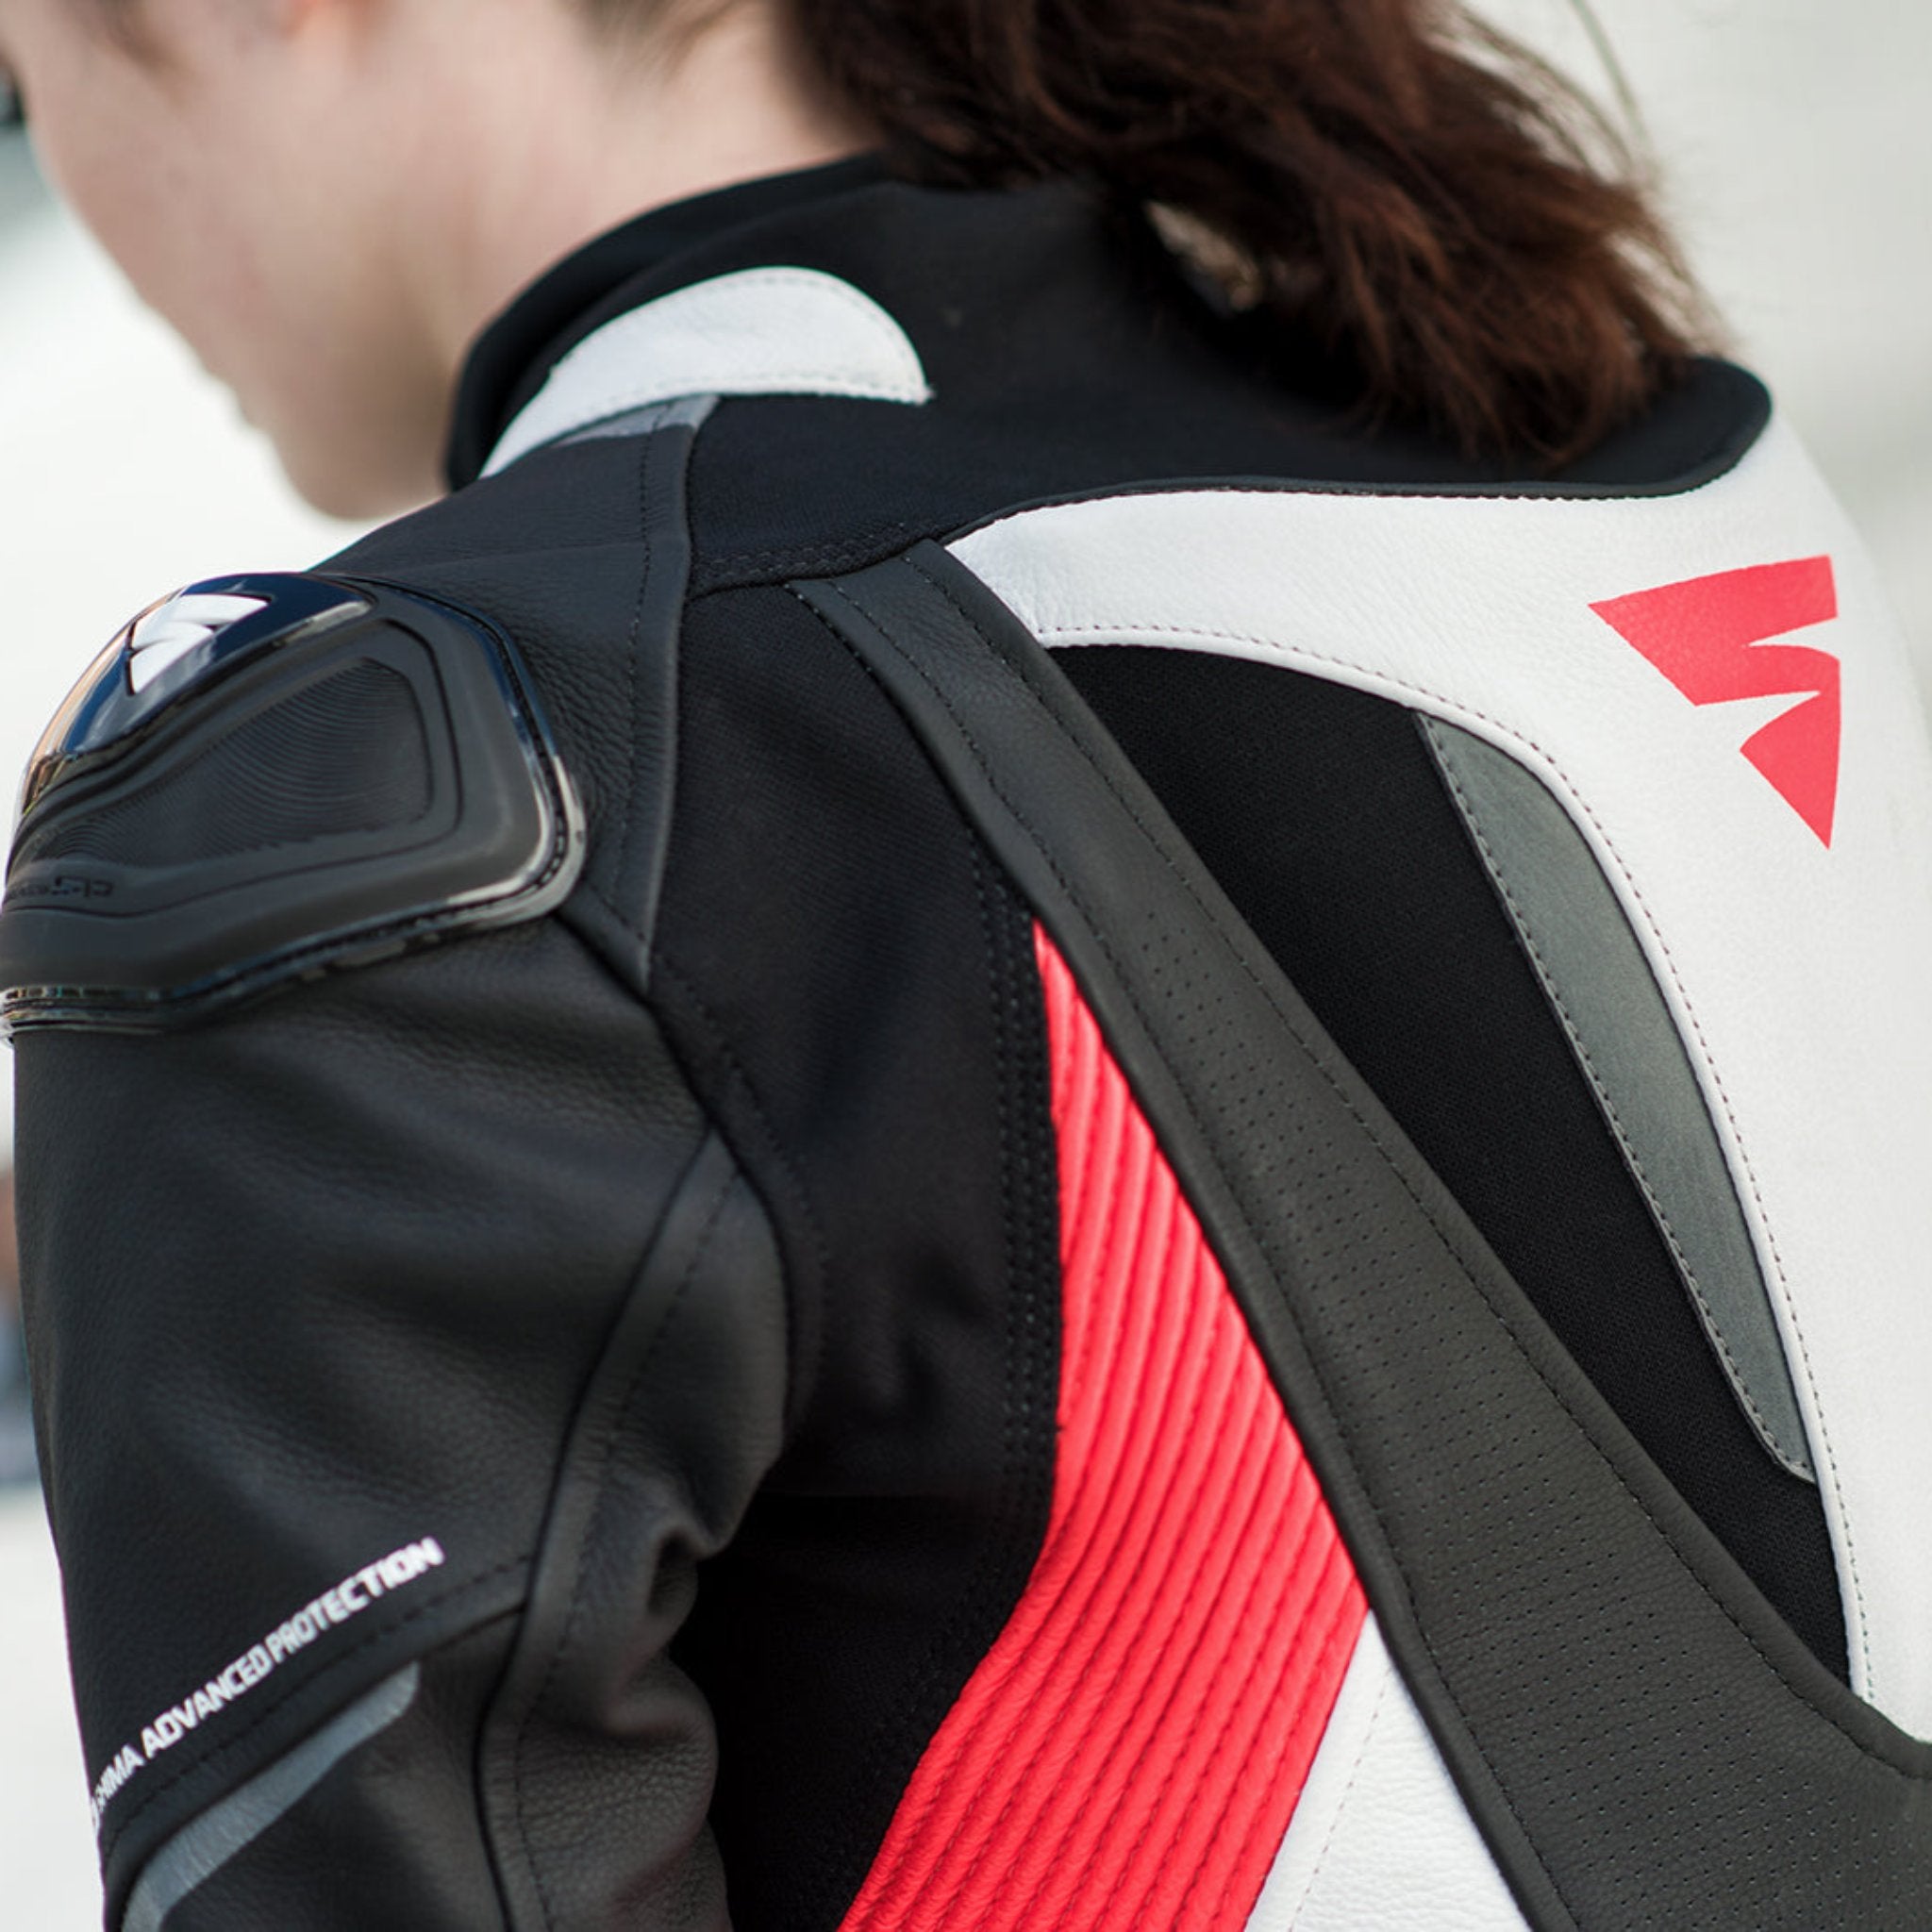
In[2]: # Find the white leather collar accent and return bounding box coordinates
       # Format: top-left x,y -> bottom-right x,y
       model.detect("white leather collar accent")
954,419 -> 1932,1736
482,266 -> 931,478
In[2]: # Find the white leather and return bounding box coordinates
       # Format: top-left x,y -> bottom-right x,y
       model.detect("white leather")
482,267 -> 931,477
1248,1617 -> 1528,1930
953,419 -> 1932,1735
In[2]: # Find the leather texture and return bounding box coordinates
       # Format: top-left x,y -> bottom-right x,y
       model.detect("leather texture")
950,424 -> 1932,1735
483,266 -> 931,476
15,918 -> 778,1928
1418,716 -> 1813,1480
477,1131 -> 785,1932
141,1621 -> 524,1929
534,408 -> 708,991
1249,1619 -> 1528,1932
800,541 -> 1932,1930
120,1667 -> 421,1932
835,927 -> 1365,1932
14,163 -> 1894,1932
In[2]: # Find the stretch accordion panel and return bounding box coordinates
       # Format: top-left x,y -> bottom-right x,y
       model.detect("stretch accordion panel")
838,930 -> 1367,1931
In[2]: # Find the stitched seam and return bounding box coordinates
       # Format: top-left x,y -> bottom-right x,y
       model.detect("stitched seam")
957,442 -> 1751,535
894,1001 -> 1181,1918
510,1159 -> 736,1932
1020,608 -> 1872,1695
839,848 -> 1047,1913
576,882 -> 643,955
797,573 -> 1575,1923
1198,1556 -> 1366,1931
1291,1664 -> 1395,1923
630,265 -> 924,351
603,434 -> 655,937
649,954 -> 832,1429
968,840 -> 1051,1778
539,375 -> 926,416
788,798 -> 1059,1919
1424,728 -> 1808,1480
918,1194 -> 1261,1916
502,270 -> 930,457
906,560 -> 1884,1744
877,558 -> 1614,1908
701,525 -> 921,575
810,553 -> 1923,1926
803,847 -> 1017,1914
98,1559 -> 527,1859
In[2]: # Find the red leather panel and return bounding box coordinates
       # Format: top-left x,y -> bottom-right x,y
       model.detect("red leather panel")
838,928 -> 1366,1931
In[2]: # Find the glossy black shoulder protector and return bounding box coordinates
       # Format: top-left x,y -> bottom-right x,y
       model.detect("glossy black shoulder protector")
0,573 -> 583,1034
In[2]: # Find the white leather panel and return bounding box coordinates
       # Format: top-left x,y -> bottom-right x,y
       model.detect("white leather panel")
1248,1616 -> 1528,1930
953,420 -> 1932,1735
483,266 -> 931,476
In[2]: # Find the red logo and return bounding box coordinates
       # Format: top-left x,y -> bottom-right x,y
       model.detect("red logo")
1591,557 -> 1840,846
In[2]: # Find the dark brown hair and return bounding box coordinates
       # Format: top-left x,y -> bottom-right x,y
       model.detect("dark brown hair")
761,0 -> 1704,466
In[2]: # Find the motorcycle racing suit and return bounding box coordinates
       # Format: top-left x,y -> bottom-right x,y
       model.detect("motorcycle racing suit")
8,155 -> 1932,1930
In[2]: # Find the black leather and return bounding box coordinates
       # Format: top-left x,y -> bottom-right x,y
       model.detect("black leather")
10,162 -> 1838,1932
1058,641 -> 1848,1678
17,915 -> 786,1928
796,543 -> 1932,1931
480,1133 -> 784,1931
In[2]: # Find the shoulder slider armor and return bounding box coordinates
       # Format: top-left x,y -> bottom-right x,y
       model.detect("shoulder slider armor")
0,573 -> 584,1034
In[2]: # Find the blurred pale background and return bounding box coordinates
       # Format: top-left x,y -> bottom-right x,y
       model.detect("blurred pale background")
2,1 -> 1927,1923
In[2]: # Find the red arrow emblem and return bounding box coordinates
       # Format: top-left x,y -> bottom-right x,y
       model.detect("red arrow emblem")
1591,557 -> 1841,846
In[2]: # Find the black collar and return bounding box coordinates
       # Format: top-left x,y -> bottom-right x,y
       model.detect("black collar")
444,154 -> 893,490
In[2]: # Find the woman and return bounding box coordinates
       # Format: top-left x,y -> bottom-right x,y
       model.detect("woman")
5,1 -> 1932,1927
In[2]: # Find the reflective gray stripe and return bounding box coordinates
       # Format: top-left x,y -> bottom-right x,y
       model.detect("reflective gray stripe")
555,392 -> 719,455
1420,717 -> 1816,1482
121,1665 -> 421,1932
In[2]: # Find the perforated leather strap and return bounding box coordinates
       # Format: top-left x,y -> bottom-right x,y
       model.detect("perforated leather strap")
794,541 -> 1932,1932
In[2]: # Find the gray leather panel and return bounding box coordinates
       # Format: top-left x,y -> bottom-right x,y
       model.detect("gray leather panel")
800,542 -> 1932,1931
557,393 -> 719,454
121,1665 -> 420,1932
1419,717 -> 1815,1482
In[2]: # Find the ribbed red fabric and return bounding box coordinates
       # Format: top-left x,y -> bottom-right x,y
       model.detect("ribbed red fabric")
837,927 -> 1367,1932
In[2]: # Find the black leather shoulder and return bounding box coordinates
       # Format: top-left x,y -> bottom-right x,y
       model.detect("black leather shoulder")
0,573 -> 583,1034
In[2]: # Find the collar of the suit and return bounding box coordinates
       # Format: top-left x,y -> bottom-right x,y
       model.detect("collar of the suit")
446,153 -> 1152,489
443,151 -> 1768,502
445,154 -> 905,489
441,155 -> 1245,491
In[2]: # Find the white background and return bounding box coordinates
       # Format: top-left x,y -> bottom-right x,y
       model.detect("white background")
2,2 -> 1928,1923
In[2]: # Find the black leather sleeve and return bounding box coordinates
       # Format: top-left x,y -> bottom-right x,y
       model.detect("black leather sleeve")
14,917 -> 788,1930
